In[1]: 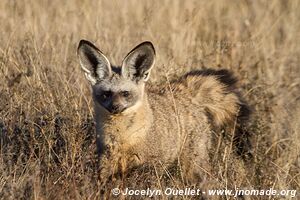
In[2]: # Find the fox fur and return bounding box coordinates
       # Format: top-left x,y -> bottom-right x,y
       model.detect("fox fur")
77,40 -> 250,183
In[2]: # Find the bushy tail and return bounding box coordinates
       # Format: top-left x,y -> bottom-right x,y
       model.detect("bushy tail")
171,69 -> 252,158
176,69 -> 250,128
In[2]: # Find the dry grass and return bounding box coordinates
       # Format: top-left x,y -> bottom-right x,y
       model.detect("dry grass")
0,0 -> 299,199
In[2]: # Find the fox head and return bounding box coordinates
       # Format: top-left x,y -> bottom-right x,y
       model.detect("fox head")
77,40 -> 155,115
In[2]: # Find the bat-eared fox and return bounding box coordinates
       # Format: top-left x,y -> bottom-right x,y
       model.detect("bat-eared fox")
77,40 -> 250,185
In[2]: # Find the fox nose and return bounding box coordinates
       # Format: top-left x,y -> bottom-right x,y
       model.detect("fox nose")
109,104 -> 124,114
111,105 -> 120,112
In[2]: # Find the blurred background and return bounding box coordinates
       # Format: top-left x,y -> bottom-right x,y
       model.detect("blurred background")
0,0 -> 299,199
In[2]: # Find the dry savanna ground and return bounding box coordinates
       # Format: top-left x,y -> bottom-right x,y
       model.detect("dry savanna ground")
0,0 -> 299,199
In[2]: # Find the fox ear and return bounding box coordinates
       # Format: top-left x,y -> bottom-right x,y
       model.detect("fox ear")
77,40 -> 111,84
121,41 -> 155,82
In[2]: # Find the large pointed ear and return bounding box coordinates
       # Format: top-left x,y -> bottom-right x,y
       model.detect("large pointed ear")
77,40 -> 111,84
121,41 -> 155,82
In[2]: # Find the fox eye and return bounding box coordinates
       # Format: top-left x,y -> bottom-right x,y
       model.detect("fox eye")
100,91 -> 112,100
121,91 -> 130,98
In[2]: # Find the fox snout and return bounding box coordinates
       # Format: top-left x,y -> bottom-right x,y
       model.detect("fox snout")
102,94 -> 127,114
107,102 -> 126,114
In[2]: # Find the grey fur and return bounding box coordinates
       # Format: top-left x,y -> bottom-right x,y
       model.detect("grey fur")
77,40 -> 250,185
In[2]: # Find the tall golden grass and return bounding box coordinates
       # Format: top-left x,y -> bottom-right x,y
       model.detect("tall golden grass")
0,0 -> 299,199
